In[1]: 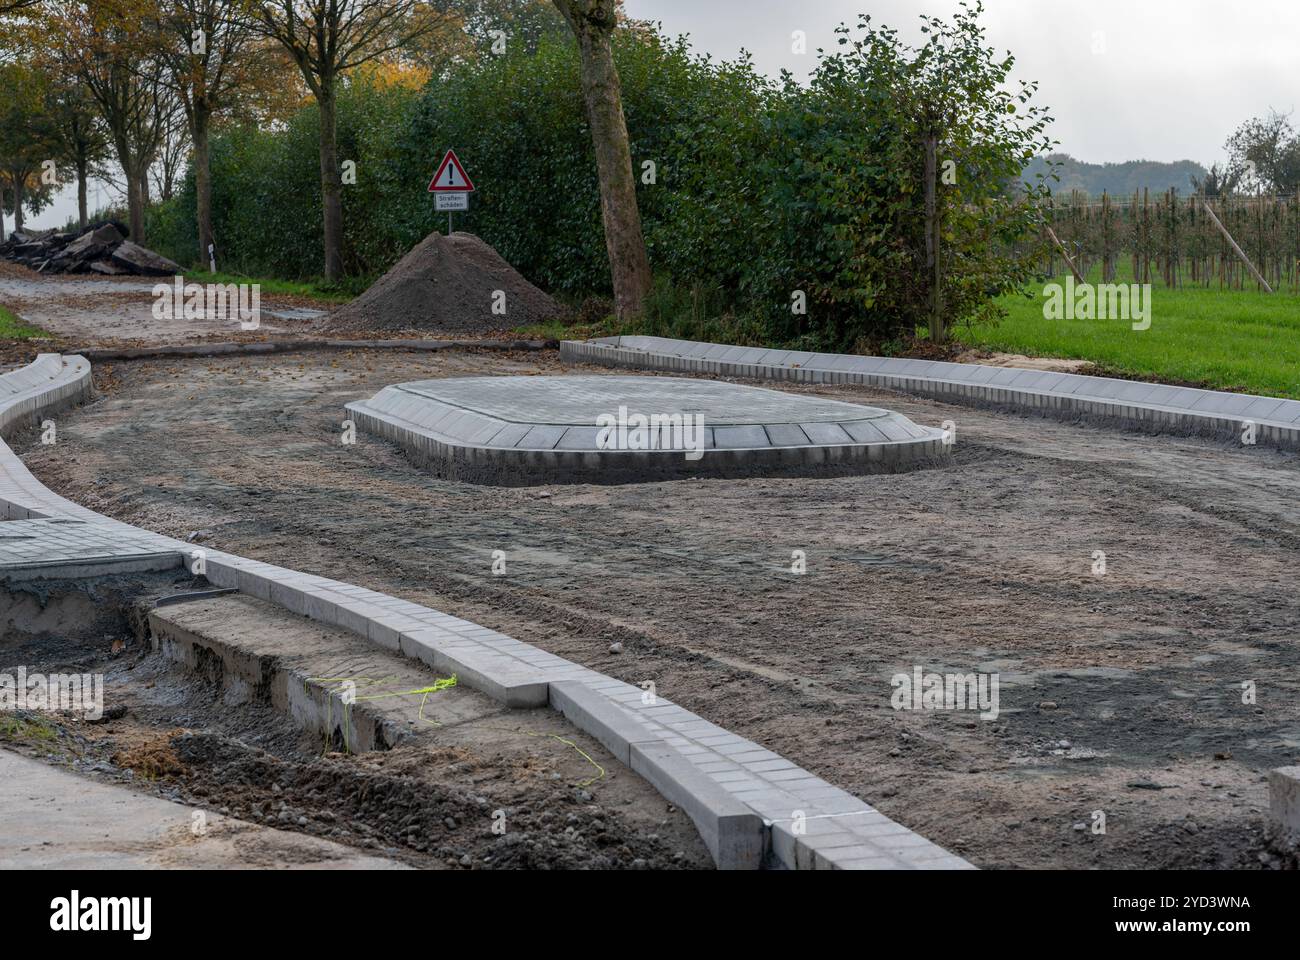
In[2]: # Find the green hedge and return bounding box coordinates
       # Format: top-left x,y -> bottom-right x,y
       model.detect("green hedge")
151,10 -> 1050,350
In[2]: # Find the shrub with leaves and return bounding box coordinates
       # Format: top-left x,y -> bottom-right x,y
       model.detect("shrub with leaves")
150,2 -> 1053,348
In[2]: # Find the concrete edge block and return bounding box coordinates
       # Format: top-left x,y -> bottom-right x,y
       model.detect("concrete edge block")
400,629 -> 548,708
0,554 -> 183,581
1268,765 -> 1300,839
630,740 -> 765,870
571,339 -> 1300,454
549,679 -> 655,766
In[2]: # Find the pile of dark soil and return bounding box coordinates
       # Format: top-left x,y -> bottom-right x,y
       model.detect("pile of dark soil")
327,231 -> 563,335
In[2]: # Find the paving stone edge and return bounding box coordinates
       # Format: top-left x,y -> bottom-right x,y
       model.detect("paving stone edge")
560,336 -> 1300,451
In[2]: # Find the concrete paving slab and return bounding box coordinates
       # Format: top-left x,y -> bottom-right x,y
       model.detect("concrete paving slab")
346,375 -> 947,485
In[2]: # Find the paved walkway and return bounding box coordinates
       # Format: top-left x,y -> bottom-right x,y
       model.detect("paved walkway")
0,749 -> 407,869
0,517 -> 182,579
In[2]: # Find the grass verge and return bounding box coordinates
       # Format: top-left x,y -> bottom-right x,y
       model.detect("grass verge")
180,270 -> 357,304
963,268 -> 1300,398
0,304 -> 45,340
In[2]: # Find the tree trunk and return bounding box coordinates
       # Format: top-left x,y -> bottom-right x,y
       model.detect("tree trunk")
923,130 -> 943,343
193,109 -> 213,270
125,165 -> 144,242
317,85 -> 343,281
555,1 -> 651,320
13,177 -> 25,233
108,124 -> 145,242
0,186 -> 7,242
76,158 -> 88,229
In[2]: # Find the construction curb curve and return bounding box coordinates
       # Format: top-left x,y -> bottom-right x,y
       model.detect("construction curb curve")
0,353 -> 972,871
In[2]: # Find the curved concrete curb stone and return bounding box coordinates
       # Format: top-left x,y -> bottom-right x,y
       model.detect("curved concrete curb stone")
562,335 -> 1300,451
0,354 -> 97,522
0,355 -> 972,871
346,374 -> 950,485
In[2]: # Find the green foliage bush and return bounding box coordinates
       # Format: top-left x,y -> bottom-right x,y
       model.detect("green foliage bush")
151,2 -> 1051,350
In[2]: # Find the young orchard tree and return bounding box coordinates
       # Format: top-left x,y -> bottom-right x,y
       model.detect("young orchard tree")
551,0 -> 651,320
253,1 -> 455,280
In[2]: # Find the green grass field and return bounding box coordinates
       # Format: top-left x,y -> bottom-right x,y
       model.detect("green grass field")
0,304 -> 43,339
963,267 -> 1300,399
180,270 -> 355,303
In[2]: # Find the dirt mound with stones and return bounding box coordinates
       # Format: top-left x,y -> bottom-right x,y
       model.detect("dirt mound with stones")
327,231 -> 563,335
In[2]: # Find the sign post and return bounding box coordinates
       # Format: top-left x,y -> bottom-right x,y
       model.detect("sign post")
428,149 -> 475,235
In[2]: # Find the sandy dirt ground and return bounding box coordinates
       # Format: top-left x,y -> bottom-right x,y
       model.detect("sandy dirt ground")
954,349 -> 1093,373
11,344 -> 1300,871
0,261 -> 329,344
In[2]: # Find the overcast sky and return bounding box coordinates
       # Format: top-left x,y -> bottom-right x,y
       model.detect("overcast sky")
19,0 -> 1298,231
626,0 -> 1299,165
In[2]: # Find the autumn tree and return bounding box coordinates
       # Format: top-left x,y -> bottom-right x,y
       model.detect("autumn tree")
1191,163 -> 1243,199
149,95 -> 189,201
149,0 -> 261,266
1225,110 -> 1300,195
461,0 -> 568,56
45,1 -> 171,242
45,76 -> 112,228
0,61 -> 59,234
252,1 -> 455,279
551,0 -> 650,320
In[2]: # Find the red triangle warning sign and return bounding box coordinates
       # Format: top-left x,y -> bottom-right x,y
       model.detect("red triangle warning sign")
428,149 -> 475,192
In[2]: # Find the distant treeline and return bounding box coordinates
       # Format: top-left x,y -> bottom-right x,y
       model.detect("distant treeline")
1025,153 -> 1209,199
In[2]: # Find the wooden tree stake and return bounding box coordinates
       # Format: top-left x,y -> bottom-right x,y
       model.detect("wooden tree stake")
1202,200 -> 1273,293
